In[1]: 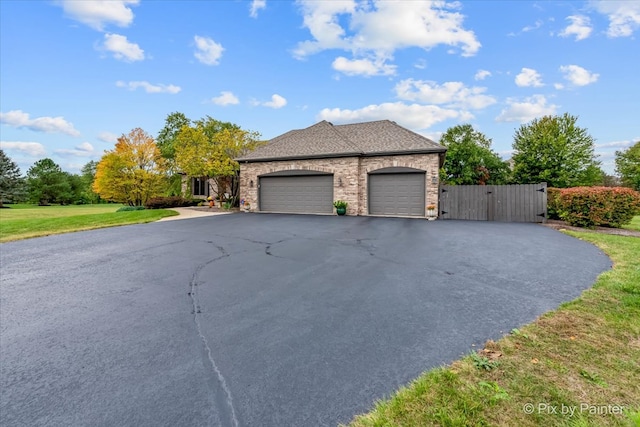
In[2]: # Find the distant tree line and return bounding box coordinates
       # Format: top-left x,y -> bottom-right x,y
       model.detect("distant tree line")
0,149 -> 100,207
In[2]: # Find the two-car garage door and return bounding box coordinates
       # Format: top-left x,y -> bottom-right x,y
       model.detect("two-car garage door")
259,174 -> 334,214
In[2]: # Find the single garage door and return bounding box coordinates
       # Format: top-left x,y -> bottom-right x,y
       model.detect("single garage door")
369,172 -> 425,216
260,174 -> 333,214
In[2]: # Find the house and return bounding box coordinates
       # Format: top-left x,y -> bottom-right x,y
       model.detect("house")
236,120 -> 446,217
181,175 -> 232,202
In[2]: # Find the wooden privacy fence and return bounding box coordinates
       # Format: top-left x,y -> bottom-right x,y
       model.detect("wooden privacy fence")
439,183 -> 547,223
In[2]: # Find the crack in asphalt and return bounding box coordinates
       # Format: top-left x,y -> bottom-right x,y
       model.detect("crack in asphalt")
264,238 -> 291,258
188,243 -> 238,427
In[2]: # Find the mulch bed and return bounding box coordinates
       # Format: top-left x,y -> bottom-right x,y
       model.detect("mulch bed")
543,219 -> 640,237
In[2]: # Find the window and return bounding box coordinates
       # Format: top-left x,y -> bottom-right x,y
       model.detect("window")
192,177 -> 209,196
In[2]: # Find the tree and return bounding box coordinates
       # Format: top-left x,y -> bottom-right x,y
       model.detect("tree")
26,158 -> 72,205
511,113 -> 601,188
80,160 -> 100,203
615,141 -> 640,191
157,112 -> 191,162
439,124 -> 510,185
93,128 -> 168,206
0,149 -> 25,207
157,112 -> 193,195
174,116 -> 261,204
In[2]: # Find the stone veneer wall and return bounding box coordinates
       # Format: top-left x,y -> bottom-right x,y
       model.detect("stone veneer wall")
239,152 -> 440,216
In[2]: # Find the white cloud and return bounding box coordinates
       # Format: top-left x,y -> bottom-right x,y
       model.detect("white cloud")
97,131 -> 118,143
394,79 -> 496,110
559,15 -> 592,41
54,142 -> 96,157
522,19 -> 543,32
595,139 -> 635,149
102,33 -> 144,61
59,0 -> 138,31
474,69 -> 491,81
495,95 -> 558,123
294,0 -> 480,72
0,110 -> 80,136
0,141 -> 47,156
250,0 -> 266,18
413,59 -> 427,69
194,35 -> 224,65
261,94 -> 287,109
115,80 -> 181,94
318,102 -> 462,130
515,67 -> 544,87
591,0 -> 640,37
559,65 -> 599,86
332,56 -> 396,76
211,91 -> 240,106
554,83 -> 565,90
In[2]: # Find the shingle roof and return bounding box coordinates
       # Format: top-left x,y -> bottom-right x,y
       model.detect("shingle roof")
236,120 -> 445,162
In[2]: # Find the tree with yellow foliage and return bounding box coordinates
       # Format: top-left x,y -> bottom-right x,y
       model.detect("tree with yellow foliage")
174,117 -> 261,204
93,128 -> 167,206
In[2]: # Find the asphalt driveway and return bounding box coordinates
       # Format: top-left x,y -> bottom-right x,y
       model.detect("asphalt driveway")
0,214 -> 611,426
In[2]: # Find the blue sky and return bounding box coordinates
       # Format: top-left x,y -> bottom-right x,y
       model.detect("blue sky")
1,0 -> 638,175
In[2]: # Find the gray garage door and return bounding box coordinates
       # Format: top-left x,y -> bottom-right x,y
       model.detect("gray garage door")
260,175 -> 333,213
369,173 -> 425,216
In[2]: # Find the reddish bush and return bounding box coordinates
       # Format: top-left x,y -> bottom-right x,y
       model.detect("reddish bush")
555,186 -> 640,228
144,197 -> 201,209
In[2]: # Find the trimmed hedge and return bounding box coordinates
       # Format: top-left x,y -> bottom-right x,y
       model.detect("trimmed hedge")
144,197 -> 201,209
116,206 -> 146,212
554,186 -> 640,228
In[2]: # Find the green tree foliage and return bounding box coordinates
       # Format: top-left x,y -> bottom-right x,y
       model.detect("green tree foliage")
511,113 -> 601,188
80,160 -> 101,203
615,141 -> 640,191
93,128 -> 168,206
157,112 -> 191,164
157,112 -> 192,195
26,158 -> 72,205
174,116 -> 261,204
439,124 -> 510,185
0,149 -> 25,206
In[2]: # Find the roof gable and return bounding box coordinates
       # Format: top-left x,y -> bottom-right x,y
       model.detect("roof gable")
237,120 -> 445,162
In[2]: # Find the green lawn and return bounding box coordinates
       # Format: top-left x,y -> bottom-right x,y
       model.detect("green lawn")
623,215 -> 640,232
347,231 -> 640,427
0,204 -> 177,242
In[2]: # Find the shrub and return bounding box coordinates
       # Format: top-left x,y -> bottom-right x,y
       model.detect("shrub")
333,200 -> 348,209
547,187 -> 562,219
116,206 -> 146,212
144,197 -> 201,209
555,186 -> 640,228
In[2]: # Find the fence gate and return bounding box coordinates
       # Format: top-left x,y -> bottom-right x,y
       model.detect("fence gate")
439,183 -> 547,223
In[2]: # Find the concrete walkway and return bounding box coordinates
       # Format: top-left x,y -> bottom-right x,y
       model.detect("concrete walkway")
158,207 -> 233,221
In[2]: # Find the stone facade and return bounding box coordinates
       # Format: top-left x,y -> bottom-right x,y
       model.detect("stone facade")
239,153 -> 441,217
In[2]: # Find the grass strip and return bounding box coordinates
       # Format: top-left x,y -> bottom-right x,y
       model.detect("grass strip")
0,210 -> 177,242
623,216 -> 640,232
347,232 -> 640,427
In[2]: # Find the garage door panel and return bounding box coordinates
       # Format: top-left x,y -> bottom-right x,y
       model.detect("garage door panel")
369,173 -> 425,216
260,175 -> 333,214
